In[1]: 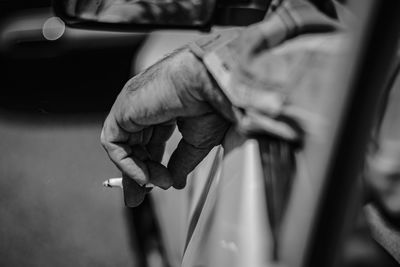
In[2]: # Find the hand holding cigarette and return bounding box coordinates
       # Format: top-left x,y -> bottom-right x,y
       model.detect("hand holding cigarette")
100,49 -> 232,207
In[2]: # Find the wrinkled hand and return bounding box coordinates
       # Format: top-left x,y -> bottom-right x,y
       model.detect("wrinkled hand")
101,50 -> 233,206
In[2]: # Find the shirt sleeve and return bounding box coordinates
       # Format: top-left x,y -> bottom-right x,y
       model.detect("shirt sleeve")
188,0 -> 344,139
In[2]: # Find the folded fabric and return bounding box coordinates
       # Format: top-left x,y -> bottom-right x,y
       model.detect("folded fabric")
189,0 -> 345,141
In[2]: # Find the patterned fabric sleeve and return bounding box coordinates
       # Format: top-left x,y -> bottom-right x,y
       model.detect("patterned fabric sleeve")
188,0 -> 342,139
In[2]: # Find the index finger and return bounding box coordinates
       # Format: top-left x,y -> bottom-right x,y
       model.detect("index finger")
101,114 -> 150,186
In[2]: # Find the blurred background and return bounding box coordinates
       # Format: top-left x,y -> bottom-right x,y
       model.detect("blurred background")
0,1 -> 208,266
0,1 -> 145,266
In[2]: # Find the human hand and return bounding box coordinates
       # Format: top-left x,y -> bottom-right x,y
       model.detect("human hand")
101,49 -> 233,206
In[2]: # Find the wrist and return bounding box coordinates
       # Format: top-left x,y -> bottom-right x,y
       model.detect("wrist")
184,50 -> 236,121
168,49 -> 212,99
165,48 -> 234,121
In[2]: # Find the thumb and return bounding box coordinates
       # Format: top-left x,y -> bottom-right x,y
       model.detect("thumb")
122,174 -> 152,207
167,139 -> 212,189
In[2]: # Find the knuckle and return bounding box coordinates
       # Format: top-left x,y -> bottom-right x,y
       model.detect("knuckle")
100,130 -> 109,148
100,130 -> 106,144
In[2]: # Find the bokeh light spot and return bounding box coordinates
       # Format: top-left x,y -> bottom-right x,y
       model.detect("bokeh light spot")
42,17 -> 65,41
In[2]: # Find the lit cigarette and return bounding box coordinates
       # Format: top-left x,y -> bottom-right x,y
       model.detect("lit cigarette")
102,177 -> 154,189
103,177 -> 123,188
